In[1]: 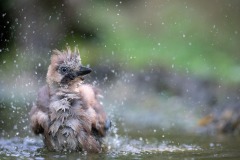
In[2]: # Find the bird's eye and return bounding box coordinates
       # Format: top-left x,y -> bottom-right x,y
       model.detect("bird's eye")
60,66 -> 68,74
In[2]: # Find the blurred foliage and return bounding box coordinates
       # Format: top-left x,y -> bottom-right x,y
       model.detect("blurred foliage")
75,0 -> 240,83
0,0 -> 240,84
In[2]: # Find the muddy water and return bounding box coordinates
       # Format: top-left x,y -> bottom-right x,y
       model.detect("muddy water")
1,81 -> 240,159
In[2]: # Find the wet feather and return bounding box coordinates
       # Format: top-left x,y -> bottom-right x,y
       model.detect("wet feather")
29,48 -> 110,152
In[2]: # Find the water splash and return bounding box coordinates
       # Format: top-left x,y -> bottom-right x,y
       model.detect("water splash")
0,137 -> 42,158
0,135 -> 201,159
106,136 -> 201,155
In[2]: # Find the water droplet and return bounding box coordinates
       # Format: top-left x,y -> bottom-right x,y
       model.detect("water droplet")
209,143 -> 214,147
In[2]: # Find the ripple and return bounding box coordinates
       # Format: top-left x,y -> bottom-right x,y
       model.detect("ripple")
0,136 -> 201,159
0,137 -> 43,158
106,136 -> 201,156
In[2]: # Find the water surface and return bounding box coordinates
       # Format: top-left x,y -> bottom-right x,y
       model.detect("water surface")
1,128 -> 240,159
1,81 -> 240,159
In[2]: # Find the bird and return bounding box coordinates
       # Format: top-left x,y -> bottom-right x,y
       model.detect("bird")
30,48 -> 111,152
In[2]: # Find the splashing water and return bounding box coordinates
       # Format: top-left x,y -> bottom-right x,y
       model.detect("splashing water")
0,134 -> 202,160
1,74 -> 240,159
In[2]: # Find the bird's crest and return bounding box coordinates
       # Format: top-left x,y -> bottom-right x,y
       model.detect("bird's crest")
51,47 -> 82,68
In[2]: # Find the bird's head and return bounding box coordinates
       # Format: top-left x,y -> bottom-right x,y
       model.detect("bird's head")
46,48 -> 92,87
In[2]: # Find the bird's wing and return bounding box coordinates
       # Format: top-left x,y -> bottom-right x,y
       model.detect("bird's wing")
78,84 -> 110,137
30,85 -> 50,134
92,100 -> 109,137
91,86 -> 111,137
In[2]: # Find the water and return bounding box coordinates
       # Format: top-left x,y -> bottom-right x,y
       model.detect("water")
1,104 -> 240,160
1,130 -> 240,159
1,79 -> 240,159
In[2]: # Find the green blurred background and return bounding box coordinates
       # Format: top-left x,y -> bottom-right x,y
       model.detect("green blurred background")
1,0 -> 240,81
1,0 -> 240,136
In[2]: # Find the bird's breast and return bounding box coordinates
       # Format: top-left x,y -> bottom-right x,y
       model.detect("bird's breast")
47,93 -> 89,151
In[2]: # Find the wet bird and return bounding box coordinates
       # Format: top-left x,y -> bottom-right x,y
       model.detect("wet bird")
30,48 -> 111,152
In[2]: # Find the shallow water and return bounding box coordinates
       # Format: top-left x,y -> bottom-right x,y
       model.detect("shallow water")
1,128 -> 240,159
1,81 -> 240,159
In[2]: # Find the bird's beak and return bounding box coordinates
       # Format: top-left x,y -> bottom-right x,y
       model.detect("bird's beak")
77,66 -> 92,76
